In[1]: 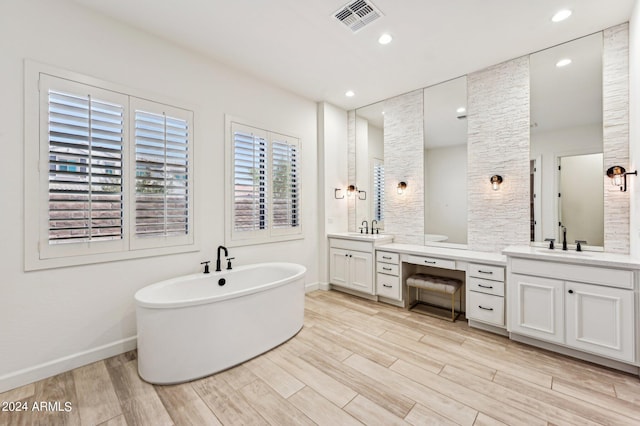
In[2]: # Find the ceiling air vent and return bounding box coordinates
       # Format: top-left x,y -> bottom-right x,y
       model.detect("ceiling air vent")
333,0 -> 383,33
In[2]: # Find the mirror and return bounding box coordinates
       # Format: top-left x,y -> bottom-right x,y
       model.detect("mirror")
530,32 -> 603,247
423,76 -> 468,246
354,101 -> 385,230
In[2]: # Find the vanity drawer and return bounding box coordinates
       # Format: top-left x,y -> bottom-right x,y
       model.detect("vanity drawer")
467,291 -> 504,326
329,238 -> 371,253
377,263 -> 399,276
377,273 -> 401,300
406,255 -> 456,270
468,263 -> 504,281
468,277 -> 505,296
377,251 -> 399,264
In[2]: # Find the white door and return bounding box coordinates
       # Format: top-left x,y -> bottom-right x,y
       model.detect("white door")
349,251 -> 373,294
329,248 -> 349,288
565,282 -> 635,362
509,274 -> 564,344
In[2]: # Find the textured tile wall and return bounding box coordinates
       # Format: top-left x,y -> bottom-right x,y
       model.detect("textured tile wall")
603,23 -> 630,254
347,110 -> 356,232
384,90 -> 425,244
467,57 -> 531,253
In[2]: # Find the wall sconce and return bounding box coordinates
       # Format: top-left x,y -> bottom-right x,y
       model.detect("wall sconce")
606,166 -> 637,192
490,175 -> 503,191
397,181 -> 407,195
346,185 -> 357,197
335,184 -> 366,200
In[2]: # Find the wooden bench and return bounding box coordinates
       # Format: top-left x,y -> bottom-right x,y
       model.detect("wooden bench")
406,273 -> 462,322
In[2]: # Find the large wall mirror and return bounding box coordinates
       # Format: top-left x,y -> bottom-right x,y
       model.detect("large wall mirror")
423,76 -> 468,246
354,101 -> 385,229
530,32 -> 603,248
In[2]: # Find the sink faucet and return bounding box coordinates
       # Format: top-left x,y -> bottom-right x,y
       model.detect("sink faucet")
562,226 -> 568,251
361,220 -> 369,234
371,220 -> 378,234
216,245 -> 228,272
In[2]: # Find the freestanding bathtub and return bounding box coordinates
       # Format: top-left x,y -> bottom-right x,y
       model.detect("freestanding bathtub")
134,262 -> 306,384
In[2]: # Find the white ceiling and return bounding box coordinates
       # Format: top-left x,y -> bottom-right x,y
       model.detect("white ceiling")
71,0 -> 634,110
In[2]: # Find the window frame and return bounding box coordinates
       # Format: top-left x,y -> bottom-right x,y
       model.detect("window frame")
225,116 -> 302,247
24,61 -> 198,271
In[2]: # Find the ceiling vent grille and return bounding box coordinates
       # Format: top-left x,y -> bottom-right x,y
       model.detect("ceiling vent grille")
333,0 -> 383,33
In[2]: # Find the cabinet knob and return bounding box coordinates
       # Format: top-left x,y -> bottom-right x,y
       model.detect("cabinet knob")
568,289 -> 574,294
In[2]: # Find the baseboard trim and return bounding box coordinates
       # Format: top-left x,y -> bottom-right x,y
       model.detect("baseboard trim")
305,282 -> 330,293
0,336 -> 137,393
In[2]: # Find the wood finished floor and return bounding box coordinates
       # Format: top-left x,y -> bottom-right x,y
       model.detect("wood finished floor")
2,290 -> 640,426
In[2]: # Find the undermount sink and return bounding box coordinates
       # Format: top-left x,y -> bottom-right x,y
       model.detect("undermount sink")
535,249 -> 592,257
347,232 -> 388,239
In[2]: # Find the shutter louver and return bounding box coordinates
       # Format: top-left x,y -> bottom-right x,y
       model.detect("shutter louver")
272,139 -> 299,229
135,110 -> 190,238
233,130 -> 267,231
48,90 -> 124,244
373,161 -> 384,222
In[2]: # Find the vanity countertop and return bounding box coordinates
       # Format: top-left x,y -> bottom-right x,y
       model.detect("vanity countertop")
503,245 -> 640,269
378,243 -> 506,266
327,232 -> 394,243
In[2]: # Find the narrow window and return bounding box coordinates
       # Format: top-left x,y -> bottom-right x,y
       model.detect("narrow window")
272,136 -> 299,230
373,159 -> 384,222
233,126 -> 268,232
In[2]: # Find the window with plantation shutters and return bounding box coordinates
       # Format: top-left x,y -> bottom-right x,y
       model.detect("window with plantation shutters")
372,159 -> 384,222
134,106 -> 190,240
227,120 -> 302,246
28,67 -> 195,269
47,90 -> 124,245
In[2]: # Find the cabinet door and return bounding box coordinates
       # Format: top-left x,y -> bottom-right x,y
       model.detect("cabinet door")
565,282 -> 635,362
509,274 -> 564,344
329,248 -> 349,287
349,251 -> 373,294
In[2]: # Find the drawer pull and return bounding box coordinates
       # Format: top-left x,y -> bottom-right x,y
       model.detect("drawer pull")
424,260 -> 436,264
478,305 -> 494,311
383,284 -> 392,288
382,267 -> 392,271
478,270 -> 494,275
382,256 -> 392,260
478,284 -> 493,289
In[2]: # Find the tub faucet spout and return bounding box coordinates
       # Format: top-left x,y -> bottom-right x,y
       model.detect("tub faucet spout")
216,245 -> 228,272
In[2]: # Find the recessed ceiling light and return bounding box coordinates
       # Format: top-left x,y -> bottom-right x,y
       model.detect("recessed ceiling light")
552,9 -> 572,22
345,90 -> 355,97
378,33 -> 393,45
456,107 -> 466,114
556,58 -> 572,68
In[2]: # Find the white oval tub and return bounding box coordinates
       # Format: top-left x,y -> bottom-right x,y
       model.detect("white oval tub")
134,262 -> 306,384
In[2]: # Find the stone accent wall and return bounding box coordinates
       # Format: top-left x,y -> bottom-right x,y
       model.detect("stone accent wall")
383,90 -> 424,245
603,23 -> 630,254
467,57 -> 531,252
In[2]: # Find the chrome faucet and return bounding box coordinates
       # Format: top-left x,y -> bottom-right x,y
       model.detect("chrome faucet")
216,245 -> 228,272
562,226 -> 568,251
360,220 -> 369,234
371,220 -> 378,234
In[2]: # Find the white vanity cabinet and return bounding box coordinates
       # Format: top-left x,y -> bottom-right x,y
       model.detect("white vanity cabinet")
376,251 -> 401,300
506,252 -> 638,364
466,263 -> 506,327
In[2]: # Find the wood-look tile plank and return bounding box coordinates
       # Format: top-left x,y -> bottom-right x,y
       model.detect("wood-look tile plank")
340,308 -> 424,340
473,413 -> 509,426
97,414 -> 129,426
238,379 -> 315,425
192,373 -> 267,425
155,383 -> 221,425
614,381 -> 640,405
301,349 -> 416,418
105,360 -> 173,426
493,370 -> 638,426
0,384 -> 35,401
439,364 -> 601,426
287,386 -> 363,426
344,394 -> 410,426
216,364 -> 257,391
310,325 -> 398,367
343,353 -> 478,426
295,327 -> 353,361
374,310 -> 467,345
72,361 -> 122,426
314,290 -> 381,315
266,344 -> 358,408
404,403 -> 460,426
551,377 -> 640,421
390,359 -> 546,426
245,354 -> 305,398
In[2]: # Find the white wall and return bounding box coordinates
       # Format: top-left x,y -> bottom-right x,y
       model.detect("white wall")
0,0 -> 319,391
630,0 -> 640,257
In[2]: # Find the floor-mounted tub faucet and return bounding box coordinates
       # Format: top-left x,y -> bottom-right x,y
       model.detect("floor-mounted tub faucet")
216,245 -> 228,272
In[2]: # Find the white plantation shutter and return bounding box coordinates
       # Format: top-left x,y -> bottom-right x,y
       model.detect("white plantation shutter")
134,111 -> 189,237
271,135 -> 299,232
232,124 -> 268,236
373,159 -> 384,222
44,81 -> 126,253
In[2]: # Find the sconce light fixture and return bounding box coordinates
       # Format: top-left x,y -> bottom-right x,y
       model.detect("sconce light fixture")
335,184 -> 367,200
397,181 -> 407,195
490,175 -> 503,191
347,184 -> 357,197
606,166 -> 637,192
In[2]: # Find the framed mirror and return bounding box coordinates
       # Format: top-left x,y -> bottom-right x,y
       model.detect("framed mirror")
530,32 -> 603,247
423,76 -> 468,246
